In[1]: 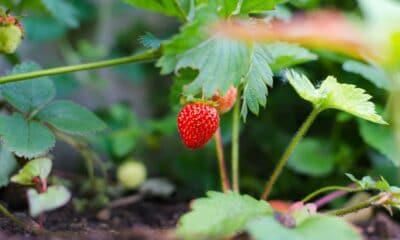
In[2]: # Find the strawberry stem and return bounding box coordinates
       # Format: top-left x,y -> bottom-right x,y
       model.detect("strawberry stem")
231,92 -> 241,193
0,48 -> 160,84
301,185 -> 358,204
214,128 -> 231,193
261,107 -> 321,200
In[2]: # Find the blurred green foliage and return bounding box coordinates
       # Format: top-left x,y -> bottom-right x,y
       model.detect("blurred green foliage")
1,0 -> 397,201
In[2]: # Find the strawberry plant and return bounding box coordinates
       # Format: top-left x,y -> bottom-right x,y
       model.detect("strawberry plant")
0,0 -> 399,239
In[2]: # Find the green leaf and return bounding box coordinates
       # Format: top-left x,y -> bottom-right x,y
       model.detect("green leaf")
0,113 -> 55,158
288,138 -> 335,177
0,146 -> 18,187
157,19 -> 208,74
240,0 -> 285,14
124,0 -> 193,19
178,191 -> 272,239
343,60 -> 391,90
177,37 -> 250,97
37,100 -> 106,135
41,0 -> 79,28
1,62 -> 55,114
247,214 -> 361,240
358,119 -> 399,166
345,173 -> 391,192
176,37 -> 274,119
111,130 -> 136,157
241,44 -> 273,119
28,185 -> 71,217
11,158 -> 52,185
266,43 -> 317,71
285,70 -> 387,124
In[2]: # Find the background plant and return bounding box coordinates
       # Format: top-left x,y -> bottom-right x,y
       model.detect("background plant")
0,0 -> 398,239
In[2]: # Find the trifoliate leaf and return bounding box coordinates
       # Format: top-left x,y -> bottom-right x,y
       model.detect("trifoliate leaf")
343,60 -> 391,90
0,113 -> 55,158
1,62 -> 55,114
285,70 -> 387,124
41,0 -> 79,28
247,214 -> 361,240
36,100 -> 106,135
288,138 -> 335,177
28,185 -> 71,217
0,145 -> 18,187
11,158 -> 52,185
178,191 -> 272,239
358,119 -> 399,166
266,42 -> 317,71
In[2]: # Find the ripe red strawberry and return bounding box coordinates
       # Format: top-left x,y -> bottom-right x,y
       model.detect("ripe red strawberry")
177,103 -> 220,149
212,86 -> 237,114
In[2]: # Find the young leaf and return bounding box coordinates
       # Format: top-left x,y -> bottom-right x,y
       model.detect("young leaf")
0,146 -> 19,187
247,214 -> 361,240
343,60 -> 391,90
345,174 -> 392,192
28,185 -> 71,217
1,62 -> 55,114
36,100 -> 106,135
11,158 -> 52,185
178,191 -> 272,239
41,0 -> 79,28
358,120 -> 399,166
287,138 -> 335,177
0,113 -> 55,158
285,70 -> 387,124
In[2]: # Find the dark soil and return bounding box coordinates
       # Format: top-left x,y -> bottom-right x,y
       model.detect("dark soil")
1,197 -> 400,240
0,197 -> 188,240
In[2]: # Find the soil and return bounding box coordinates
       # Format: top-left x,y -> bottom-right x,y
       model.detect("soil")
1,197 -> 400,240
0,197 -> 188,240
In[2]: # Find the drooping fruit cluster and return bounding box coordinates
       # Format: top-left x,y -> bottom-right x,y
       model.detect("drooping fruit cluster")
212,86 -> 237,114
0,11 -> 24,54
177,103 -> 220,149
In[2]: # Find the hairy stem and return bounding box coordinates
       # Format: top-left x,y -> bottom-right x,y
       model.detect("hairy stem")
261,107 -> 321,200
302,185 -> 358,203
328,199 -> 371,216
214,128 -> 231,193
0,49 -> 160,84
231,94 -> 241,193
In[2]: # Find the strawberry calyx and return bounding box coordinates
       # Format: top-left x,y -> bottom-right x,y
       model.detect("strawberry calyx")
0,10 -> 24,32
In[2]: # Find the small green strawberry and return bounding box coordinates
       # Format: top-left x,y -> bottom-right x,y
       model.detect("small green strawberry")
0,12 -> 23,54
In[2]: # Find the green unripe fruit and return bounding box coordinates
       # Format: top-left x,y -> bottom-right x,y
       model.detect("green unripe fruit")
0,25 -> 22,54
117,160 -> 147,189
